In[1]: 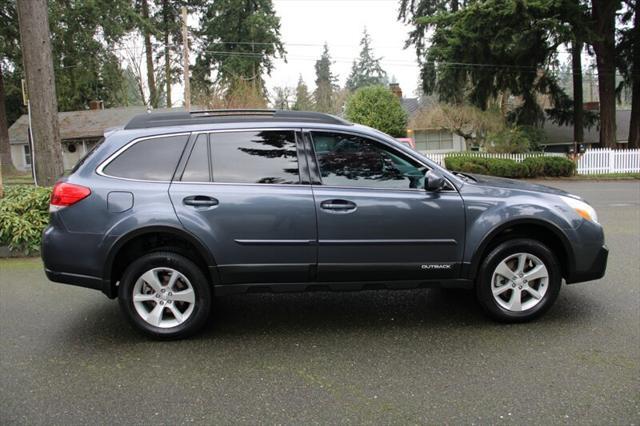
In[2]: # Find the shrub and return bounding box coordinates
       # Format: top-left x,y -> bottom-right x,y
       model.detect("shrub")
0,185 -> 51,253
521,157 -> 546,177
485,127 -> 531,153
344,85 -> 408,137
445,155 -> 575,178
445,156 -> 529,178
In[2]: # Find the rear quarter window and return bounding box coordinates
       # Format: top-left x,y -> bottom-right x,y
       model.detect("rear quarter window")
102,134 -> 189,181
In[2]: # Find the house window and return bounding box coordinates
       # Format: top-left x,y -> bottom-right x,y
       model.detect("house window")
23,144 -> 32,167
414,130 -> 454,151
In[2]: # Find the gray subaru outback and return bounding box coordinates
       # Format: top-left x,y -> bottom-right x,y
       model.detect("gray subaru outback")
42,110 -> 608,339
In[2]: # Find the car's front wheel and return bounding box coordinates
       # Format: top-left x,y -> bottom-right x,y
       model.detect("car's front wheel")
118,252 -> 212,339
476,238 -> 561,322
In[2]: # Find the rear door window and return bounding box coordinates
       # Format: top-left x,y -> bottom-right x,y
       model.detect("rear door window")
102,134 -> 189,181
210,130 -> 300,184
181,134 -> 210,182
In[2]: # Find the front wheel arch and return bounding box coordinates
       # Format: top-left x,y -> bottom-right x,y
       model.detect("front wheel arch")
467,219 -> 574,282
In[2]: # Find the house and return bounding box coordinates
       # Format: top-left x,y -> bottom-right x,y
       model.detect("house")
392,84 -> 466,153
8,104 -> 196,171
541,108 -> 632,152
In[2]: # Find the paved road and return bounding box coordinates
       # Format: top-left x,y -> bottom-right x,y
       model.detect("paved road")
1,180 -> 639,425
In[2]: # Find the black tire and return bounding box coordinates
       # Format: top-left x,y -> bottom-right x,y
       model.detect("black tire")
476,238 -> 561,323
118,251 -> 212,339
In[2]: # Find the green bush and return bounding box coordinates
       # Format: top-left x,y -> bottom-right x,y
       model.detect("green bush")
445,155 -> 575,178
0,185 -> 51,253
521,157 -> 546,177
344,85 -> 408,137
486,127 -> 531,153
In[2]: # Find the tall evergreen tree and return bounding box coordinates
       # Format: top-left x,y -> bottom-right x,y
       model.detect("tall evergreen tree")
617,0 -> 639,148
48,0 -> 137,111
400,0 -> 578,126
591,0 -> 622,147
293,75 -> 313,111
345,29 -> 388,91
194,0 -> 285,97
314,43 -> 338,113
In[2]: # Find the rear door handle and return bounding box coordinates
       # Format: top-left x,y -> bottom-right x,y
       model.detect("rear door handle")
320,199 -> 357,212
183,195 -> 219,208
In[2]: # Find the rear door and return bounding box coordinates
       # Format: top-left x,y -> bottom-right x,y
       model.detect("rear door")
169,129 -> 317,284
306,130 -> 465,282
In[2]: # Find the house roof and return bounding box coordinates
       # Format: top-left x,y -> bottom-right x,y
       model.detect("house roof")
400,98 -> 421,118
542,109 -> 631,145
8,106 -> 199,145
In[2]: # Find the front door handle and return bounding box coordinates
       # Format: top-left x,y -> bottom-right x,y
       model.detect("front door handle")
183,195 -> 219,208
320,199 -> 357,212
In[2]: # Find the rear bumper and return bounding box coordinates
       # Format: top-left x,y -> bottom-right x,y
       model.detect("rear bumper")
566,244 -> 608,284
44,268 -> 115,297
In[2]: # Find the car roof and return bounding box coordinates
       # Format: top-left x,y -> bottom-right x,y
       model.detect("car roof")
124,109 -> 352,130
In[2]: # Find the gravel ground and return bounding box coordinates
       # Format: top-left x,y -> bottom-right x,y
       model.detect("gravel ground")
1,180 -> 639,425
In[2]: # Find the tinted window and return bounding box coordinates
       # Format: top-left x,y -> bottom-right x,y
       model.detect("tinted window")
181,134 -> 210,182
72,137 -> 104,173
211,131 -> 299,184
103,135 -> 188,181
311,132 -> 426,189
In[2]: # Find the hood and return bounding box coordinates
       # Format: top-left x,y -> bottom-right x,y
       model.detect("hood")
461,173 -> 573,197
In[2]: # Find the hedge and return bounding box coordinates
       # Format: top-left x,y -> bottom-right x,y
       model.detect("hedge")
444,155 -> 575,179
0,185 -> 52,253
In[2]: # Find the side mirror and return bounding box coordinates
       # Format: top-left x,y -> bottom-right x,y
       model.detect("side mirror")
425,170 -> 445,192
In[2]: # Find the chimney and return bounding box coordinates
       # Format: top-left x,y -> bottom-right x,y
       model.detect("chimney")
89,100 -> 104,110
389,83 -> 402,99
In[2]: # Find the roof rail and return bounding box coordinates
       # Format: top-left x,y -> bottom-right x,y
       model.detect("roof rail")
123,109 -> 351,130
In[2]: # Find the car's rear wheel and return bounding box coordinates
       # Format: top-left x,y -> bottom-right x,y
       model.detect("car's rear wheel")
118,252 -> 211,339
476,239 -> 561,322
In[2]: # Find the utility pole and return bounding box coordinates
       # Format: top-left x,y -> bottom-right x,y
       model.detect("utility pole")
182,6 -> 191,111
17,0 -> 63,186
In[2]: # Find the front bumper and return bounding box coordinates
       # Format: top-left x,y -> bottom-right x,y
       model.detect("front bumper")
566,244 -> 608,284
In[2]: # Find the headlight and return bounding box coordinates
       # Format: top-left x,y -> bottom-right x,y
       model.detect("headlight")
560,195 -> 598,223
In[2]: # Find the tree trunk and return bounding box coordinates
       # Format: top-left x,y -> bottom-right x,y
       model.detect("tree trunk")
141,0 -> 157,108
0,62 -> 16,173
628,3 -> 639,148
163,0 -> 172,108
591,0 -> 619,148
17,0 -> 63,186
572,40 -> 584,144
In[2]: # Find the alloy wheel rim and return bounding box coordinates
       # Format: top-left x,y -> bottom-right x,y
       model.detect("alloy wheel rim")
491,252 -> 549,312
132,267 -> 196,328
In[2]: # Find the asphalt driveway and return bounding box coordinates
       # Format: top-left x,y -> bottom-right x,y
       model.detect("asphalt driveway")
1,180 -> 639,424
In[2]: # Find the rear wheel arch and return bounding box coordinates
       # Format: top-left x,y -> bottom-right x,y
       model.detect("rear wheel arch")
104,226 -> 218,297
468,219 -> 574,281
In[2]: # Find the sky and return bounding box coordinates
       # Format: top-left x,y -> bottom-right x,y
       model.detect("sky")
265,0 -> 422,99
160,0 -> 422,105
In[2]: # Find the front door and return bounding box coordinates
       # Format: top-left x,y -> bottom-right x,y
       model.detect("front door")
170,130 -> 317,284
307,131 -> 465,282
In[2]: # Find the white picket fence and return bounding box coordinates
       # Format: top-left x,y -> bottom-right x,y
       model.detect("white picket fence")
424,149 -> 640,175
424,151 -> 563,167
575,148 -> 640,175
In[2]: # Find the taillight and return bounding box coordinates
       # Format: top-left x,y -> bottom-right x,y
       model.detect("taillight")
50,182 -> 91,211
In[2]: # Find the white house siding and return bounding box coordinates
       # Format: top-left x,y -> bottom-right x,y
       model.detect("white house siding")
412,129 -> 465,154
11,144 -> 29,171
